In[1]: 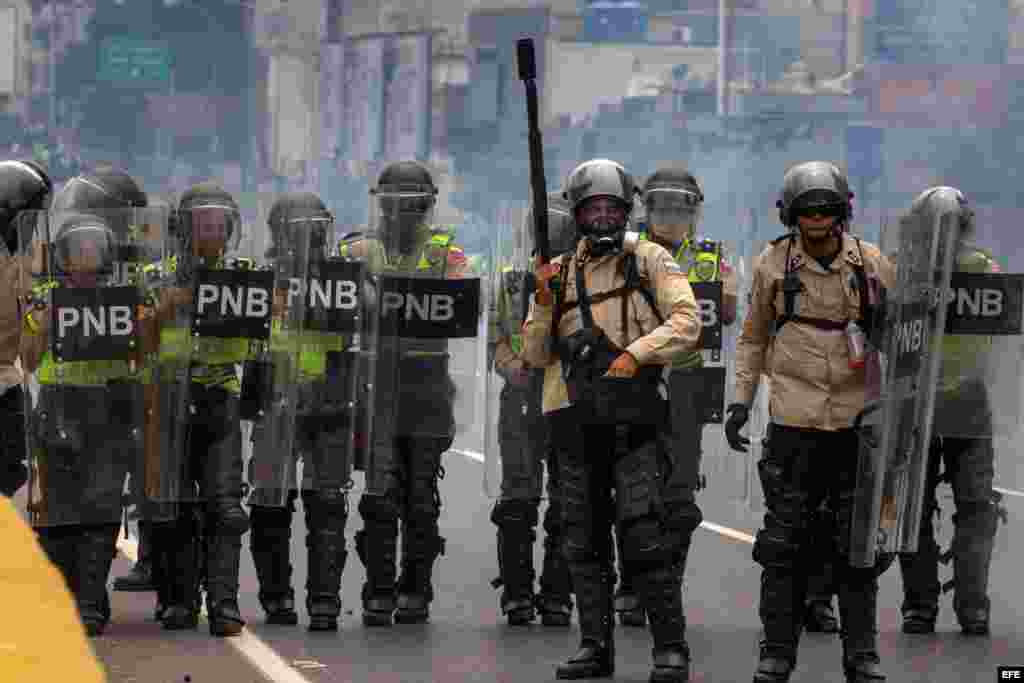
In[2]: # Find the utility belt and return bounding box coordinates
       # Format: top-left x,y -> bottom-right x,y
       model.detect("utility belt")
559,326 -> 665,425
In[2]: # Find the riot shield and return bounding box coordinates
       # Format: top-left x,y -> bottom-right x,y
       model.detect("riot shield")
23,207 -> 167,527
701,237 -> 761,508
483,203 -> 545,500
667,238 -> 741,496
848,195 -> 956,568
931,252 -> 1024,499
363,254 -> 488,497
293,257 -> 370,497
246,226 -> 312,507
149,206 -> 274,507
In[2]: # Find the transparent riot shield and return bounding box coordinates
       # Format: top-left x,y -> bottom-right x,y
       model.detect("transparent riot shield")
483,202 -> 544,500
849,195 -> 956,568
704,238 -> 761,509
246,226 -> 312,507
150,206 -> 274,507
293,257 -> 370,498
666,239 -> 741,497
932,253 -> 1024,499
362,253 -> 488,498
23,207 -> 167,527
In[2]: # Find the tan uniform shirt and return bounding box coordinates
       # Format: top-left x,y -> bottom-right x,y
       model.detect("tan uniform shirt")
522,240 -> 701,414
0,248 -> 31,392
735,232 -> 896,431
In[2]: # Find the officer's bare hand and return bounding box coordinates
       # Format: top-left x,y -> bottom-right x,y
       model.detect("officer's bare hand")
605,352 -> 639,378
533,257 -> 558,306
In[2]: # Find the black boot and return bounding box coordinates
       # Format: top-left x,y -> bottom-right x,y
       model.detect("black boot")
951,500 -> 999,636
898,527 -> 941,634
556,565 -> 614,680
614,521 -> 646,627
537,505 -> 573,627
149,520 -> 175,622
161,512 -> 200,631
491,500 -> 539,626
396,532 -> 444,624
250,504 -> 298,625
752,565 -> 803,683
206,532 -> 246,637
304,491 -> 347,632
639,567 -> 690,683
356,525 -> 397,626
77,524 -> 119,637
114,520 -> 155,592
838,569 -> 886,683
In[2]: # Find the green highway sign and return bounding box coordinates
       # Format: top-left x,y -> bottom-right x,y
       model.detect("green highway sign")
99,37 -> 171,86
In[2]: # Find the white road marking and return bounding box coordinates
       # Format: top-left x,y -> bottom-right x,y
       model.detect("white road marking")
451,449 -> 759,544
116,527 -> 315,683
995,486 -> 1024,499
699,520 -> 755,545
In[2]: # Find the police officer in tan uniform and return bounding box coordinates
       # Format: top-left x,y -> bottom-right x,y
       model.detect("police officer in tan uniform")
0,160 -> 51,498
524,158 -> 701,682
726,162 -> 894,683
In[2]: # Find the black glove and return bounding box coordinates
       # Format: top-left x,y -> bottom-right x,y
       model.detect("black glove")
724,402 -> 751,453
0,386 -> 28,496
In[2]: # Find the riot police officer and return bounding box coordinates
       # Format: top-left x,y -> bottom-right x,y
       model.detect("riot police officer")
151,183 -> 250,636
0,160 -> 51,498
248,192 -> 352,631
524,159 -> 701,682
50,167 -> 161,595
726,162 -> 894,682
344,161 -> 471,626
21,211 -> 136,636
488,192 -> 575,627
614,166 -> 737,627
897,186 -> 1003,637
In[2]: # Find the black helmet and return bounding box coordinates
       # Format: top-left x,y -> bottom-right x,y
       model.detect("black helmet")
52,167 -> 147,242
0,159 -> 52,251
372,160 -> 438,196
370,161 -> 438,255
642,166 -> 704,239
173,182 -> 241,271
563,159 -> 637,254
52,167 -> 147,213
525,191 -> 578,258
267,192 -> 333,260
643,166 -> 703,200
52,212 -> 118,278
905,186 -> 975,253
776,161 -> 852,227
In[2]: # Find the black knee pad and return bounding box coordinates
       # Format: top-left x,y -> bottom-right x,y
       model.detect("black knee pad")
303,489 -> 348,529
491,498 -> 540,529
358,493 -> 400,524
752,527 -> 800,570
621,517 -> 675,575
208,499 -> 250,537
954,500 -> 1000,539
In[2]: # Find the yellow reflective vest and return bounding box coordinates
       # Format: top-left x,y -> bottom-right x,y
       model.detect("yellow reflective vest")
939,245 -> 998,397
638,233 -> 723,369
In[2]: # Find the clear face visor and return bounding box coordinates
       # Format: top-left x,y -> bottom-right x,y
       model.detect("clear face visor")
644,188 -> 702,228
369,192 -> 436,255
54,224 -> 116,275
185,204 -> 241,259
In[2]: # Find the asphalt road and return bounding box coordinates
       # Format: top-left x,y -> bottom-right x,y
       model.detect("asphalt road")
75,423 -> 1024,683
